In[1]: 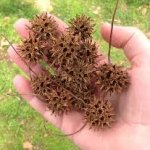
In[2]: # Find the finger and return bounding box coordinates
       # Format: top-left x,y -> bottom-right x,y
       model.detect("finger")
101,23 -> 150,67
13,75 -> 34,100
14,14 -> 68,39
14,18 -> 31,39
96,52 -> 107,66
13,75 -> 62,128
49,14 -> 68,32
8,45 -> 43,75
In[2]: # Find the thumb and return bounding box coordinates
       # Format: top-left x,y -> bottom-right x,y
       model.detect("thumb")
101,23 -> 150,67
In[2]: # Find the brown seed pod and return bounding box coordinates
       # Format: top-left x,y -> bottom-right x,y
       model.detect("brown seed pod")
31,74 -> 56,102
18,35 -> 44,63
54,73 -> 90,111
51,36 -> 98,110
84,98 -> 116,130
69,15 -> 95,40
31,74 -> 74,114
78,39 -> 98,64
96,63 -> 130,94
51,33 -> 81,68
47,86 -> 74,115
56,62 -> 96,97
28,13 -> 59,63
15,10 -> 130,131
51,33 -> 98,69
29,13 -> 58,41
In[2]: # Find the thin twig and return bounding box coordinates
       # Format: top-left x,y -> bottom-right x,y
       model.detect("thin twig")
1,34 -> 37,76
108,0 -> 120,63
44,121 -> 87,137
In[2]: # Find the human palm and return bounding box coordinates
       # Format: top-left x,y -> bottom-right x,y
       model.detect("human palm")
8,16 -> 150,150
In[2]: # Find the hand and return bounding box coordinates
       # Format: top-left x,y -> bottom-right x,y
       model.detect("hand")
8,15 -> 150,150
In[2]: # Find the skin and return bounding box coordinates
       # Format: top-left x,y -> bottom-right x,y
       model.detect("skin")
8,15 -> 150,150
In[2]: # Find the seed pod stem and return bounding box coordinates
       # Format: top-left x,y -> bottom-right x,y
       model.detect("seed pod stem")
108,0 -> 120,63
1,34 -> 37,77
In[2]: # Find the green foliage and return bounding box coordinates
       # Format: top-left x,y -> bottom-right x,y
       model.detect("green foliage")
126,0 -> 150,5
0,0 -> 38,17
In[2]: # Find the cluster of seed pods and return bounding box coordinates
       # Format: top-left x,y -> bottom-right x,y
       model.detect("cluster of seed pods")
18,13 -> 129,130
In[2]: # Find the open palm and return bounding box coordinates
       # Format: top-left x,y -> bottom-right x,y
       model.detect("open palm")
8,15 -> 150,150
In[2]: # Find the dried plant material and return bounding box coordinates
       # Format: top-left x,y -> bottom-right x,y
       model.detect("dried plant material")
28,13 -> 59,64
84,98 -> 116,130
55,62 -> 97,110
23,141 -> 33,150
61,62 -> 95,81
31,74 -> 74,114
69,15 -> 95,40
78,39 -> 98,64
15,12 -> 131,131
51,33 -> 97,71
31,74 -> 55,102
0,37 -> 9,51
51,33 -> 81,68
47,86 -> 74,114
29,13 -> 58,41
18,35 -> 44,63
54,73 -> 89,111
96,63 -> 130,94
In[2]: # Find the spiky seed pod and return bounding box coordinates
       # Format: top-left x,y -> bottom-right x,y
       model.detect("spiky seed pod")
66,61 -> 95,79
17,14 -> 131,130
18,35 -> 44,63
56,62 -> 96,96
84,98 -> 116,130
51,33 -> 98,69
54,62 -> 96,111
71,96 -> 91,111
54,74 -> 82,111
51,33 -> 81,68
31,74 -> 56,102
28,13 -> 59,63
31,74 -> 74,114
79,39 -> 98,64
96,63 -> 130,94
69,15 -> 95,40
29,13 -> 58,41
47,86 -> 74,115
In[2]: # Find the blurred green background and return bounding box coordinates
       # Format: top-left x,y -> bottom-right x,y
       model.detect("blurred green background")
0,0 -> 150,149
